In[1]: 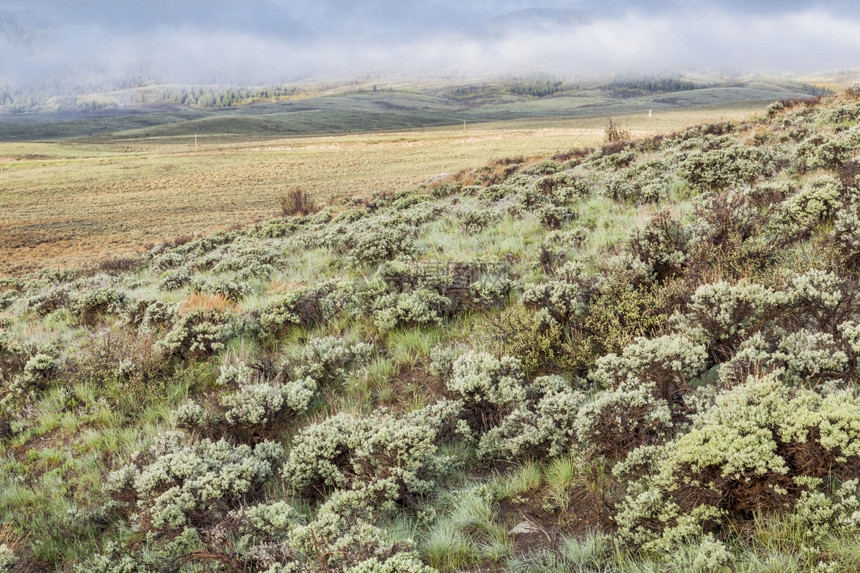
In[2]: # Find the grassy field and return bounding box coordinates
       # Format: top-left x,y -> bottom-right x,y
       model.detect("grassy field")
0,102 -> 769,276
3,93 -> 860,572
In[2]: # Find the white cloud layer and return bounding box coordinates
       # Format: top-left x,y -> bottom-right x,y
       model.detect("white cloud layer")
1,2 -> 858,89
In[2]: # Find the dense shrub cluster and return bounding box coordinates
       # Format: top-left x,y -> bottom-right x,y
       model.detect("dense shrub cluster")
259,281 -> 351,336
615,374 -> 860,551
9,93 -> 860,572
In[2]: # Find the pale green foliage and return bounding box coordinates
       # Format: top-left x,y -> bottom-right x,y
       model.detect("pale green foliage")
468,275 -> 513,309
1,352 -> 58,409
543,228 -> 587,251
457,209 -> 501,234
788,268 -> 843,310
692,534 -> 733,571
259,281 -> 349,334
154,252 -> 185,270
107,431 -> 282,533
589,334 -> 708,395
575,386 -> 675,460
767,176 -> 842,236
372,289 -> 450,331
240,500 -> 302,536
832,209 -> 860,258
283,406 -> 455,509
679,144 -> 765,190
345,551 -> 435,573
446,352 -> 526,430
538,204 -> 577,229
171,400 -> 208,429
478,375 -> 587,460
838,320 -> 860,353
71,286 -> 128,324
341,220 -> 419,265
772,330 -> 848,381
0,543 -> 17,570
159,309 -> 233,358
158,268 -> 191,291
220,379 -> 317,427
192,276 -> 253,301
135,299 -> 178,333
22,352 -> 57,383
615,374 -> 860,549
291,336 -> 373,386
797,132 -> 858,170
521,261 -> 589,325
287,490 -> 425,571
216,361 -> 255,387
687,280 -> 782,346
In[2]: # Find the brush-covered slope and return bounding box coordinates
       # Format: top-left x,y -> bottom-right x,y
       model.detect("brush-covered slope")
2,95 -> 860,572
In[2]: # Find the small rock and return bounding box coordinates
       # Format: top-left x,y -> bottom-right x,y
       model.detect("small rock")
508,521 -> 541,535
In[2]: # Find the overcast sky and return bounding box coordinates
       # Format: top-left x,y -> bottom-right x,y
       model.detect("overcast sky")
1,1 -> 859,90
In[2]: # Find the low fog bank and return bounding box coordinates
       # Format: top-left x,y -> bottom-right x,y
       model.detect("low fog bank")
1,1 -> 858,96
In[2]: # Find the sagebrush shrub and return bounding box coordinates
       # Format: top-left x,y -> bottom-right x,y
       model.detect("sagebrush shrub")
283,406 -> 457,508
71,286 -> 128,326
372,289 -> 452,331
629,211 -> 691,281
259,281 -> 349,336
615,373 -> 860,550
159,308 -> 233,359
290,335 -> 373,386
478,375 -> 587,460
686,280 -> 784,362
107,432 -> 283,534
575,386 -> 675,460
589,334 -> 708,401
679,144 -> 765,191
521,261 -> 592,325
766,175 -> 842,238
538,204 -> 577,230
158,268 -> 191,291
445,351 -> 526,432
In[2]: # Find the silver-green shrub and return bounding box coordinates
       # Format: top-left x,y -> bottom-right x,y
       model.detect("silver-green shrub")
478,375 -> 587,460
290,336 -> 373,386
71,286 -> 129,325
259,281 -> 350,337
445,351 -> 526,432
614,373 -> 860,551
766,175 -> 842,238
372,289 -> 451,331
107,431 -> 283,534
521,261 -> 590,325
575,386 -> 674,461
159,309 -> 233,359
283,408 -> 453,509
589,334 -> 708,398
158,268 -> 191,291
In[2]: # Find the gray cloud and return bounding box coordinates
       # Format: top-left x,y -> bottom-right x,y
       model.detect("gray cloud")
1,2 -> 858,91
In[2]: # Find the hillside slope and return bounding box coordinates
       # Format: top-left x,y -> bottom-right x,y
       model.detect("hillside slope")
0,76 -> 826,141
2,94 -> 860,572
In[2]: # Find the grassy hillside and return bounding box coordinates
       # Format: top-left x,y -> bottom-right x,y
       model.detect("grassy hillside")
0,76 -> 827,142
2,93 -> 860,572
0,105 -> 765,277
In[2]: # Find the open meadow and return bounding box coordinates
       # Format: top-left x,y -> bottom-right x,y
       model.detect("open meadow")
0,102 -> 768,276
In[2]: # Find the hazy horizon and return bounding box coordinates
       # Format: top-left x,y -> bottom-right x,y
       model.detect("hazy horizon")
2,1 -> 859,92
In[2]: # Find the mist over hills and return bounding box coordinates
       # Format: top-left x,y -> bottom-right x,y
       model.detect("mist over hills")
1,1 -> 859,100
0,73 -> 833,141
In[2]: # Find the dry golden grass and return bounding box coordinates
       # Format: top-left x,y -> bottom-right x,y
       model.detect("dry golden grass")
178,293 -> 235,315
0,104 -> 765,276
